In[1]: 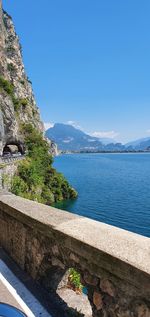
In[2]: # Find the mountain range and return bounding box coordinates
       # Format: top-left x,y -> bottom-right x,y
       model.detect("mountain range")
125,137 -> 150,150
46,124 -> 134,152
46,123 -> 150,152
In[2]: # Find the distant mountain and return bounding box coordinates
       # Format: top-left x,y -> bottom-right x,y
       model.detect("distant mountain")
125,137 -> 150,150
94,137 -> 117,145
46,123 -> 125,152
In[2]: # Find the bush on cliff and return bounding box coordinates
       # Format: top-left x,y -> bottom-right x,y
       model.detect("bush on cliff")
0,76 -> 14,95
11,124 -> 77,204
0,76 -> 28,112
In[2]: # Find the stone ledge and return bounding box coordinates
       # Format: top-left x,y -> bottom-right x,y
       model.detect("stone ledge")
0,192 -> 149,278
0,192 -> 150,316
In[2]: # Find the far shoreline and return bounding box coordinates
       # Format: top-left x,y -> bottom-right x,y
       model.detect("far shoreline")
58,150 -> 150,155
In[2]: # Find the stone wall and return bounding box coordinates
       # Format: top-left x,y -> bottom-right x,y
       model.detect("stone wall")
0,192 -> 150,317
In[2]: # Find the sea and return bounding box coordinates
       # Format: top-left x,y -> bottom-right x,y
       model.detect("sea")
53,153 -> 150,238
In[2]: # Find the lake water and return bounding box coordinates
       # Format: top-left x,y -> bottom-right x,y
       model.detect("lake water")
53,153 -> 150,238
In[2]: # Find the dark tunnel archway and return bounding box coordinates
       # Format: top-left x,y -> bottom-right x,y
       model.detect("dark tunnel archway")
3,141 -> 25,155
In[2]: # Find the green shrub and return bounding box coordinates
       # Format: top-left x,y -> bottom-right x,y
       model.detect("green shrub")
13,98 -> 28,112
7,63 -> 16,72
68,268 -> 83,293
12,97 -> 20,111
42,187 -> 55,205
11,124 -> 78,204
0,76 -> 14,95
11,176 -> 28,196
0,76 -> 29,112
20,98 -> 28,107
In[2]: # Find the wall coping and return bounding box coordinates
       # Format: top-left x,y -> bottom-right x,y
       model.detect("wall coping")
0,192 -> 150,277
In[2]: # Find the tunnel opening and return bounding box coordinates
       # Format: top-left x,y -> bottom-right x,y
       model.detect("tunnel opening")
3,141 -> 25,156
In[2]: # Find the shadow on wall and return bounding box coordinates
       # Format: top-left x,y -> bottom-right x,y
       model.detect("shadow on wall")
0,252 -> 92,317
0,258 -> 51,317
37,262 -> 92,317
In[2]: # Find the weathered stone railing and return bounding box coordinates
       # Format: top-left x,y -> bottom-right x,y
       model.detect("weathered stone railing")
0,155 -> 25,164
0,192 -> 150,317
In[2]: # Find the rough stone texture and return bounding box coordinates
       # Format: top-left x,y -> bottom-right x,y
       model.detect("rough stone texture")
0,193 -> 150,317
93,292 -> 103,311
0,159 -> 22,189
57,288 -> 92,317
46,137 -> 59,156
100,279 -> 116,297
0,0 -> 59,156
0,0 -> 44,155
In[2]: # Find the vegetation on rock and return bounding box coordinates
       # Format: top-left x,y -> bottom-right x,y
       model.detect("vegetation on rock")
0,75 -> 29,112
68,268 -> 83,294
11,124 -> 77,204
0,76 -> 14,95
0,9 -> 77,206
7,63 -> 16,73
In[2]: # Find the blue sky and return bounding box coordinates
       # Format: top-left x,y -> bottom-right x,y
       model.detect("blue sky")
3,0 -> 150,143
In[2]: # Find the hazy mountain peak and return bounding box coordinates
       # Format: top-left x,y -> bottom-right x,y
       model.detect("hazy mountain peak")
125,137 -> 150,150
45,123 -> 124,151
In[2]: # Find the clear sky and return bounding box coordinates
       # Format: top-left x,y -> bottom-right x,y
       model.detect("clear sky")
2,0 -> 150,143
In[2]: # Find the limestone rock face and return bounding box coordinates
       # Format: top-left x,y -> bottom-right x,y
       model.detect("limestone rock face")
46,137 -> 59,156
0,0 -> 44,155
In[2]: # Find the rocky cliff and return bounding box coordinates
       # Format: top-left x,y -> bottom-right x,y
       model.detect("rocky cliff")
0,0 -> 77,204
0,0 -> 43,155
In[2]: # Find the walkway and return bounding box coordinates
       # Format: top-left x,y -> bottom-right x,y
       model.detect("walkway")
0,155 -> 25,164
0,249 -> 66,317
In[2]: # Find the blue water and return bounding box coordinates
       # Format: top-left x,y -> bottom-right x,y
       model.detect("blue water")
53,153 -> 150,238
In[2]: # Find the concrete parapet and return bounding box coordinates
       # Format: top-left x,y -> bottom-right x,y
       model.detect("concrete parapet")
0,193 -> 150,317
